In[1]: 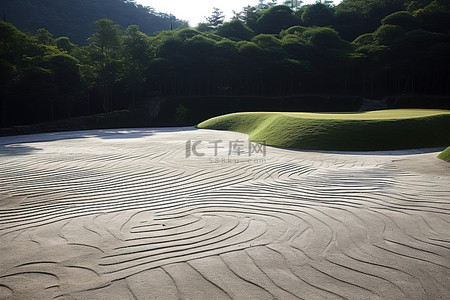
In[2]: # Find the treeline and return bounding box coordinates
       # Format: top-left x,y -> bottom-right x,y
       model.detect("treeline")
1,0 -> 450,127
0,0 -> 187,45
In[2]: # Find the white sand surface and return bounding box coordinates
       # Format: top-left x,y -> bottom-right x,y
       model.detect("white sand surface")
0,128 -> 449,299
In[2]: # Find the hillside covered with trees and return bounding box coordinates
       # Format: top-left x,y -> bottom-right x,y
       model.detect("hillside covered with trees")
1,0 -> 450,128
0,0 -> 187,44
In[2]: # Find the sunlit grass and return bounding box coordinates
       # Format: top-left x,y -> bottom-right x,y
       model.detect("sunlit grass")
197,109 -> 450,151
438,146 -> 450,162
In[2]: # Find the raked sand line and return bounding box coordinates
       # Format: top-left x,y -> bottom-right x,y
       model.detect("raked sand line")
0,128 -> 449,299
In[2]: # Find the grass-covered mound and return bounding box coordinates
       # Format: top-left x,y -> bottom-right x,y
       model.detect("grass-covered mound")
438,146 -> 450,162
197,109 -> 450,151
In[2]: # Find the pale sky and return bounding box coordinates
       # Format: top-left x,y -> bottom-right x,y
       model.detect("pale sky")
136,0 -> 342,26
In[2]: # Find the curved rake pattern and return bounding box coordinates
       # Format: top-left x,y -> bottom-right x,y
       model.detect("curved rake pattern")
0,128 -> 449,299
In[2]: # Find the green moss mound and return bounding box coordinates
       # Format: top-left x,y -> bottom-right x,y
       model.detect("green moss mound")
197,109 -> 450,151
438,146 -> 450,162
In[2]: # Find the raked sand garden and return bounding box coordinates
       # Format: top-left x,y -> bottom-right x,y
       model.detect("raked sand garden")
0,112 -> 449,299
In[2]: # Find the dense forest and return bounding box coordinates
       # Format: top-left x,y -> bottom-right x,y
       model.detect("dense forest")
0,0 -> 187,44
1,0 -> 450,127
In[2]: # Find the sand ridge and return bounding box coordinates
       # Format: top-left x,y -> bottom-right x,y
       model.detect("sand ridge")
0,128 -> 449,299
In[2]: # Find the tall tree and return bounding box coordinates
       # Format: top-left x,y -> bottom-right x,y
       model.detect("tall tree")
122,25 -> 151,106
88,19 -> 121,112
234,6 -> 260,30
205,7 -> 225,28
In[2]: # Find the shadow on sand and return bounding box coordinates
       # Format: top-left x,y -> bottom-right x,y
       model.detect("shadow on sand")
0,127 -> 199,156
0,145 -> 43,156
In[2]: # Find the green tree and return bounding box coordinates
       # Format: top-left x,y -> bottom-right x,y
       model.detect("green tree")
89,19 -> 121,55
217,19 -> 254,41
42,53 -> 82,119
0,22 -> 77,125
333,0 -> 406,41
206,7 -> 225,28
353,33 -> 375,47
35,28 -> 55,45
382,11 -> 417,30
56,37 -> 75,53
0,21 -> 35,63
196,23 -> 214,32
413,0 -> 450,33
301,27 -> 353,93
88,19 -> 122,112
255,5 -> 298,34
280,25 -> 308,37
239,6 -> 260,29
373,24 -> 405,45
122,25 -> 151,106
301,3 -> 335,27
183,35 -> 217,95
252,34 -> 281,49
281,33 -> 309,60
